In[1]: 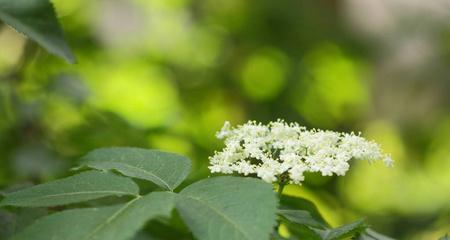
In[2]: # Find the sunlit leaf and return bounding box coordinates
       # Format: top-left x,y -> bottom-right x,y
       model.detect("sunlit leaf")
80,147 -> 191,191
11,192 -> 175,240
0,0 -> 75,63
176,176 -> 278,240
0,171 -> 139,207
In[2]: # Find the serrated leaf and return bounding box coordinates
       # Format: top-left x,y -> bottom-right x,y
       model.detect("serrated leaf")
357,228 -> 396,240
12,192 -> 175,240
283,221 -> 322,240
315,219 -> 367,240
80,147 -> 191,191
0,0 -> 75,63
176,176 -> 278,240
0,171 -> 139,207
278,209 -> 327,229
280,195 -> 329,228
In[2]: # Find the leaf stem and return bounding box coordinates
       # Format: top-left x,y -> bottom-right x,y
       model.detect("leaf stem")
277,172 -> 288,197
277,183 -> 285,196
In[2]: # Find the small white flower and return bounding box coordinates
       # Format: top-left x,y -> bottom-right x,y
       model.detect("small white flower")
289,163 -> 307,184
256,163 -> 278,182
232,161 -> 255,176
216,121 -> 231,139
209,120 -> 393,184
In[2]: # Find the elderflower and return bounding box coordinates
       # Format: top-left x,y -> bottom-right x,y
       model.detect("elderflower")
208,120 -> 393,184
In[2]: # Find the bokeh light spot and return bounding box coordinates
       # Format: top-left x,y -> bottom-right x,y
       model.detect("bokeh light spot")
83,61 -> 179,128
294,43 -> 370,127
148,134 -> 193,157
0,27 -> 26,72
239,48 -> 288,101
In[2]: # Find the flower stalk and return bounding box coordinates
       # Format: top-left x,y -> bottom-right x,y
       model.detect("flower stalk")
277,172 -> 289,196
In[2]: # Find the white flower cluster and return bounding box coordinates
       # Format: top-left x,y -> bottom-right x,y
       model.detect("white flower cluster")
209,120 -> 393,184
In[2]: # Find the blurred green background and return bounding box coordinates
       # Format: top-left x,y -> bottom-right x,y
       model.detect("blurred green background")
0,0 -> 449,239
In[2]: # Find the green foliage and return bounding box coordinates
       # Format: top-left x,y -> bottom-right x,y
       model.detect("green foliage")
279,196 -> 374,240
0,141 -> 387,240
0,148 -> 287,240
176,176 -> 278,240
278,209 -> 326,229
0,0 -> 74,63
0,208 -> 48,239
279,195 -> 329,227
281,217 -> 370,240
313,219 -> 367,240
11,192 -> 175,240
0,170 -> 139,207
0,0 -> 448,238
357,228 -> 396,240
0,209 -> 15,239
79,147 -> 191,191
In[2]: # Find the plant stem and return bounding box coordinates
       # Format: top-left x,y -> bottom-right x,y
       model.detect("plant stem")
277,172 -> 288,197
277,182 -> 285,196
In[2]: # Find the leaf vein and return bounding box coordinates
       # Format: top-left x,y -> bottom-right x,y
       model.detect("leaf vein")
182,195 -> 252,240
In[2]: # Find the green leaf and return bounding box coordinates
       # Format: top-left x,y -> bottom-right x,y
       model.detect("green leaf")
357,228 -> 395,240
280,195 -> 329,227
176,176 -> 278,240
0,0 -> 75,63
278,209 -> 327,229
315,219 -> 367,240
80,147 -> 191,191
11,192 -> 175,240
11,208 -> 49,235
283,222 -> 322,240
0,171 -> 139,207
0,209 -> 15,239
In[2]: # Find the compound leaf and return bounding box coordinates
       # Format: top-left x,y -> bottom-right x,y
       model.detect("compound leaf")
176,176 -> 278,240
12,192 -> 175,240
80,147 -> 191,191
0,171 -> 139,207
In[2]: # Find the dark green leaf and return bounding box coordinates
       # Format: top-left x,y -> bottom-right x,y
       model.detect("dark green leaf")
0,208 -> 50,239
0,171 -> 139,207
0,0 -> 75,63
0,209 -> 15,239
315,219 -> 367,240
357,228 -> 396,240
280,195 -> 329,227
80,147 -> 191,191
283,221 -> 322,240
176,176 -> 278,240
278,209 -> 327,229
12,192 -> 175,240
13,208 -> 49,234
